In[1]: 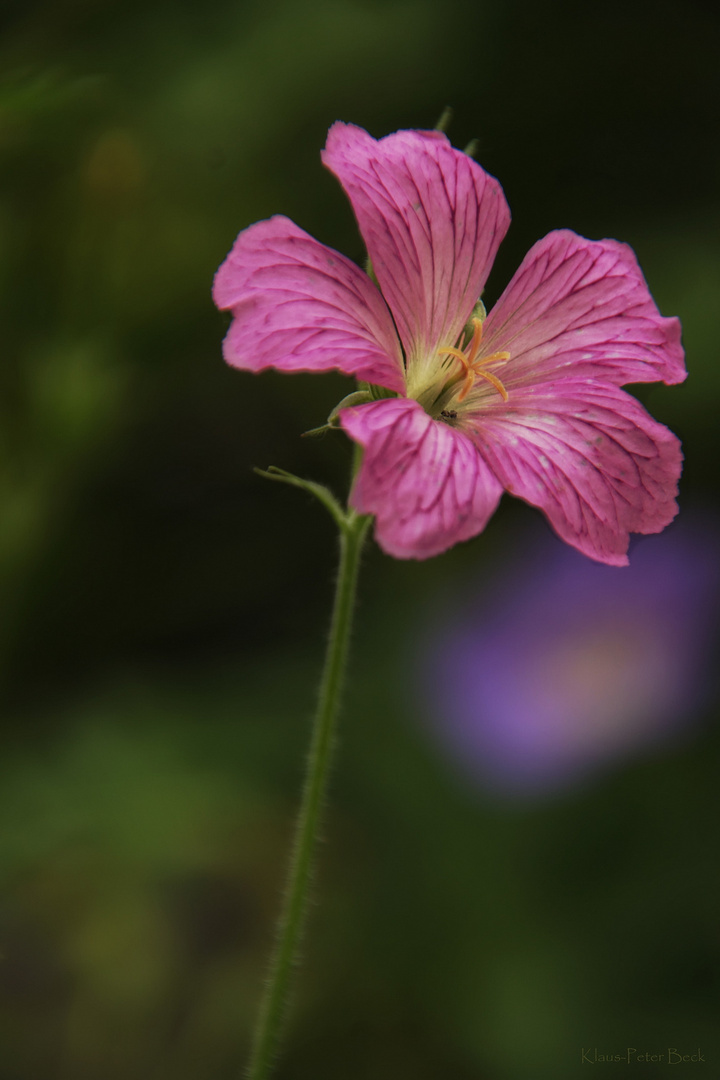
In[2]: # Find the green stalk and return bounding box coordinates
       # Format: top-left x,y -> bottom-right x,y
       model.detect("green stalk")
245,509 -> 371,1080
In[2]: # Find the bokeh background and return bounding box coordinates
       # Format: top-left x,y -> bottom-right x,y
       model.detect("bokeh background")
1,0 -> 719,1077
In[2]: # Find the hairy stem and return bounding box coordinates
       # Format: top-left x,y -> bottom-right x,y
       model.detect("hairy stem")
245,510 -> 371,1080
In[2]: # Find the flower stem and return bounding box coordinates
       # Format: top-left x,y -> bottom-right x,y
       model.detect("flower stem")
245,509 -> 371,1080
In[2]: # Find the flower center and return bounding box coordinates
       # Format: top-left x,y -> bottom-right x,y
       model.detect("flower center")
437,318 -> 510,404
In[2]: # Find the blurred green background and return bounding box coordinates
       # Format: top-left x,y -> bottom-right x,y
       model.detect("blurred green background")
1,0 -> 719,1077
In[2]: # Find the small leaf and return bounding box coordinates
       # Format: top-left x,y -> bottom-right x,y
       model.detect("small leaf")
254,467 -> 347,530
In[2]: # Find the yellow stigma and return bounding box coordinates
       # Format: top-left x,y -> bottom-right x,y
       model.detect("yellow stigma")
438,318 -> 510,403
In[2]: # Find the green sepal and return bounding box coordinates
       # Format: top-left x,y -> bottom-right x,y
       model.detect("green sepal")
462,297 -> 487,343
328,389 -> 374,420
434,106 -> 453,133
300,423 -> 335,438
302,384 -> 396,439
363,257 -> 380,289
369,383 -> 397,401
356,381 -> 397,402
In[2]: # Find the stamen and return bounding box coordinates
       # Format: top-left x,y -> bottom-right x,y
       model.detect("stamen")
437,345 -> 469,365
458,367 -> 509,402
436,321 -> 510,405
465,318 -> 484,365
456,372 -> 475,401
481,350 -> 511,367
438,320 -> 485,367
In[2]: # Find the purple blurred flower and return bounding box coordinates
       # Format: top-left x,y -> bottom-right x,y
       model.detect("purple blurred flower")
419,519 -> 720,796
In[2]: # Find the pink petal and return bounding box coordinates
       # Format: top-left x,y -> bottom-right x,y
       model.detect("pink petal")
340,398 -> 503,559
212,215 -> 405,391
322,123 -> 510,361
481,230 -> 686,389
465,380 -> 683,566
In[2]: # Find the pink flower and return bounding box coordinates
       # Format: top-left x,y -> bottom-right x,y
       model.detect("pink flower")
213,123 -> 686,564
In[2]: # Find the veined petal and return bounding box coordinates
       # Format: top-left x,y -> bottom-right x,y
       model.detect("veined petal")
213,215 -> 405,391
340,398 -> 503,559
323,123 -> 510,364
465,380 -> 683,566
481,231 -> 686,388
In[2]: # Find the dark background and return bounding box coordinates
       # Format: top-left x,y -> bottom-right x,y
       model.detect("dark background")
1,0 -> 719,1076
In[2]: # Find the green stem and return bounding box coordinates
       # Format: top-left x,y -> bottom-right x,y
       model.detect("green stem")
245,510 -> 371,1080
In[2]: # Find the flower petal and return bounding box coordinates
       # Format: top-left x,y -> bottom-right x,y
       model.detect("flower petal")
212,215 -> 405,391
322,123 -> 510,363
340,398 -> 503,559
465,380 -> 683,566
481,230 -> 686,388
